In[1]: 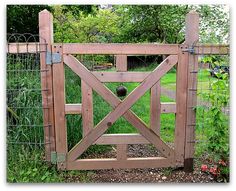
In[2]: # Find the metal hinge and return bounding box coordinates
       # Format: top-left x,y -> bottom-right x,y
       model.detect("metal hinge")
46,52 -> 61,65
182,47 -> 195,54
51,152 -> 66,164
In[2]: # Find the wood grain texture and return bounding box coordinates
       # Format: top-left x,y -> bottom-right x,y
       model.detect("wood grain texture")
67,157 -> 173,170
39,10 -> 55,161
184,11 -> 199,171
65,104 -> 82,114
7,43 -> 229,55
7,43 -> 47,53
150,82 -> 161,135
92,71 -> 150,82
64,55 -> 177,161
81,80 -> 93,137
174,45 -> 189,166
161,103 -> 176,113
194,44 -> 229,55
117,144 -> 127,160
116,55 -> 127,71
58,43 -> 179,55
94,134 -> 150,145
52,45 -> 67,169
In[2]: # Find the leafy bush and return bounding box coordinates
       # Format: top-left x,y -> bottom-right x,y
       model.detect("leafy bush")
199,71 -> 229,182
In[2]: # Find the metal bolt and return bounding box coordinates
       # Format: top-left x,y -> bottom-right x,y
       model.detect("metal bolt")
107,122 -> 112,127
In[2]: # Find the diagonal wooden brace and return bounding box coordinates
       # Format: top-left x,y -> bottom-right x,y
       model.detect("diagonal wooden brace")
64,55 -> 178,161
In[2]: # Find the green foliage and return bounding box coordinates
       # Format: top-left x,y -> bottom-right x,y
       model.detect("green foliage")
59,5 -> 96,17
53,5 -> 121,43
7,146 -> 60,183
7,5 -> 94,35
7,54 -> 44,145
202,76 -> 229,157
7,145 -> 91,183
198,5 -> 229,43
201,55 -> 229,67
7,5 -> 52,34
199,72 -> 229,181
114,5 -> 189,43
7,5 -> 229,44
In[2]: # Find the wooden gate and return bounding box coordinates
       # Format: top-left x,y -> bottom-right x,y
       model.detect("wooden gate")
6,9 -> 228,172
38,10 -> 197,171
39,9 -> 200,171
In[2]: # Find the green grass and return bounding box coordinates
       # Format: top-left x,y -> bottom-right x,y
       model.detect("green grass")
7,145 -> 92,183
160,69 -> 211,91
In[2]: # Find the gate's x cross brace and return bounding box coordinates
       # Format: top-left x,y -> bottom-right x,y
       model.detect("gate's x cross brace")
63,54 -> 178,162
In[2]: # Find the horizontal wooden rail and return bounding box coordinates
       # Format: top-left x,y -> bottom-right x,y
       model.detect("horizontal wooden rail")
94,134 -> 150,145
59,43 -> 179,55
161,103 -> 176,113
194,44 -> 229,55
7,43 -> 47,53
7,43 -> 229,55
92,72 -> 150,82
64,103 -> 175,116
65,104 -> 82,114
67,157 -> 173,170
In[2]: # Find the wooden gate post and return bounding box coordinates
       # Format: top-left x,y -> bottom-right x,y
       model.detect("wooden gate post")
39,10 -> 56,161
184,10 -> 199,172
175,44 -> 189,167
52,44 -> 67,170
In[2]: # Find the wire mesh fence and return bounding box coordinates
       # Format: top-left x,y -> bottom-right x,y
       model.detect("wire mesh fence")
193,44 -> 230,162
6,34 -> 49,160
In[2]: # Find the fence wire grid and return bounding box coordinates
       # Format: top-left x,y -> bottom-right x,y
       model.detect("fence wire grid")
7,34 -> 50,161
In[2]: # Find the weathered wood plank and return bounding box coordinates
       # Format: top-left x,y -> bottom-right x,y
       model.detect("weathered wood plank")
94,134 -> 150,145
65,104 -> 82,114
39,10 -> 55,161
7,43 -> 229,55
150,82 -> 161,135
59,43 -> 179,55
92,71 -> 150,82
7,43 -> 47,53
116,55 -> 127,71
117,144 -> 127,160
184,10 -> 199,172
161,103 -> 176,113
174,45 -> 189,167
81,80 -> 93,137
67,157 -> 173,170
194,44 -> 229,55
64,55 -> 177,161
52,44 -> 67,170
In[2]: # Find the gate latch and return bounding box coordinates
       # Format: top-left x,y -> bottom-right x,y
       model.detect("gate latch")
46,52 -> 61,65
51,152 -> 66,164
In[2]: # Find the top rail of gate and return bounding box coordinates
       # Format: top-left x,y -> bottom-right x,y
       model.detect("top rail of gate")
7,42 -> 229,55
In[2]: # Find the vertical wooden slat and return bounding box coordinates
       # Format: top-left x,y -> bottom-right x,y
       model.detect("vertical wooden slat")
175,45 -> 189,167
53,45 -> 67,170
184,11 -> 199,172
81,80 -> 93,137
117,144 -> 127,161
116,55 -> 127,71
39,10 -> 55,161
115,55 -> 127,159
150,81 -> 161,136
